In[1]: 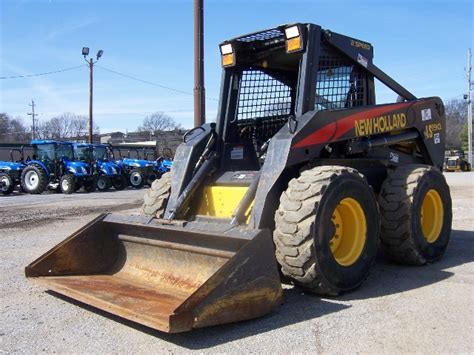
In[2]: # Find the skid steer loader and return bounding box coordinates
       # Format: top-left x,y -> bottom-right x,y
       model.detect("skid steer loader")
26,23 -> 452,333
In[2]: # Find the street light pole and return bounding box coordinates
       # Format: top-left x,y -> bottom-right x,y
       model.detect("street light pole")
88,58 -> 94,144
82,47 -> 103,144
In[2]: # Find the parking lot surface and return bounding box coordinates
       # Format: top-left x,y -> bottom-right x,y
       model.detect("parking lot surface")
1,174 -> 473,353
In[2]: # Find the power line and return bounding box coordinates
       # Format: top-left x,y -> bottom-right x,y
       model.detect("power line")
96,65 -> 218,101
0,65 -> 86,79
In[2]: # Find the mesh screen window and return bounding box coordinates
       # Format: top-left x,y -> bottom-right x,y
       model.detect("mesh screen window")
315,52 -> 365,111
236,70 -> 293,120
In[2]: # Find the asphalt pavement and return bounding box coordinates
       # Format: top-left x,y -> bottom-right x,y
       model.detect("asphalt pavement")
0,174 -> 473,353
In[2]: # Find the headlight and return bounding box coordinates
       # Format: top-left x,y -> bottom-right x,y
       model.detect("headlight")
131,163 -> 140,167
111,167 -> 117,174
81,167 -> 88,174
69,167 -> 77,173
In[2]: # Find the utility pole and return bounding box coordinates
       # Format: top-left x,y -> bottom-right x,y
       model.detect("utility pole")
82,47 -> 104,143
468,48 -> 472,165
194,0 -> 205,127
27,100 -> 37,140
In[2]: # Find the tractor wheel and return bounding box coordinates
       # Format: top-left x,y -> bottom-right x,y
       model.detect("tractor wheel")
273,166 -> 379,296
140,172 -> 171,218
74,182 -> 83,192
112,175 -> 128,190
0,173 -> 15,195
84,178 -> 96,193
59,174 -> 75,194
21,165 -> 48,194
146,173 -> 158,187
378,165 -> 452,265
97,176 -> 111,192
129,169 -> 145,189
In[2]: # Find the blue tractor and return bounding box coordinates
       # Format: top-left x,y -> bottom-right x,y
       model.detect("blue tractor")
20,140 -> 94,194
0,148 -> 26,195
142,147 -> 173,183
115,148 -> 156,189
74,143 -> 127,191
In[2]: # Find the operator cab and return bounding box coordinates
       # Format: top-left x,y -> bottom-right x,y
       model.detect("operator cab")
217,23 -> 374,171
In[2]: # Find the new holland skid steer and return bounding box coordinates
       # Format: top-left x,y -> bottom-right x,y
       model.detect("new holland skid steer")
26,23 -> 452,333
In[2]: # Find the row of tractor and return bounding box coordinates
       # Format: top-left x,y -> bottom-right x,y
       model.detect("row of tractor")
0,140 -> 172,195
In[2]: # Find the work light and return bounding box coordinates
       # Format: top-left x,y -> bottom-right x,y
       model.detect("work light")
284,25 -> 304,53
220,43 -> 235,67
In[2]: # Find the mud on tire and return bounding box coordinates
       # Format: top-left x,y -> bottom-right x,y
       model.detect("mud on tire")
378,164 -> 452,265
140,172 -> 172,218
273,166 -> 379,296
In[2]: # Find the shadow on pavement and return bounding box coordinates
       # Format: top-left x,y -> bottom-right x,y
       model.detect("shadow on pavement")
49,288 -> 348,349
340,229 -> 474,301
46,229 -> 473,349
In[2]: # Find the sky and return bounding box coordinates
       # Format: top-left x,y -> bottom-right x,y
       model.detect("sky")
1,0 -> 473,133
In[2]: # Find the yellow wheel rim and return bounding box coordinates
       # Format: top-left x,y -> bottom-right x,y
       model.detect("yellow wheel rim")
330,197 -> 367,266
421,189 -> 444,243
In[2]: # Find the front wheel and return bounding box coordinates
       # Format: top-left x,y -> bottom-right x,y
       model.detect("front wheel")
59,174 -> 75,194
84,178 -> 96,193
96,176 -> 111,192
146,173 -> 158,187
0,173 -> 15,195
273,166 -> 379,296
129,169 -> 145,189
112,175 -> 127,190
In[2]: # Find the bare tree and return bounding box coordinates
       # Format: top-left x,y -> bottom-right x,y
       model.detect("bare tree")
0,113 -> 30,143
445,99 -> 467,150
37,113 -> 99,140
138,112 -> 180,133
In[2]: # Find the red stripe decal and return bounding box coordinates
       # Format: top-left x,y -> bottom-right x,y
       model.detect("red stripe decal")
292,102 -> 411,149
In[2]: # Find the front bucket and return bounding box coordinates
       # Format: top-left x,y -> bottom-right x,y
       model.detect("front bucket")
25,214 -> 283,333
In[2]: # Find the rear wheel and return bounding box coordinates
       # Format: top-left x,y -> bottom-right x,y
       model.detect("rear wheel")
97,176 -> 111,192
273,166 -> 379,296
129,169 -> 145,189
21,165 -> 48,194
378,165 -> 452,264
0,173 -> 15,195
112,175 -> 128,190
60,174 -> 75,194
140,172 -> 171,218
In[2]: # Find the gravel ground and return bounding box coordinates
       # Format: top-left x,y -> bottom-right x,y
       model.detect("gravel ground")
1,173 -> 473,353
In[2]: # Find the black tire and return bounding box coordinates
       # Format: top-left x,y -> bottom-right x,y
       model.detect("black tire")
273,166 -> 379,296
20,165 -> 48,194
96,176 -> 111,192
0,173 -> 15,195
84,178 -> 96,193
74,182 -> 83,192
129,169 -> 145,189
59,174 -> 75,194
378,165 -> 452,265
140,172 -> 171,217
112,175 -> 128,190
146,173 -> 158,187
